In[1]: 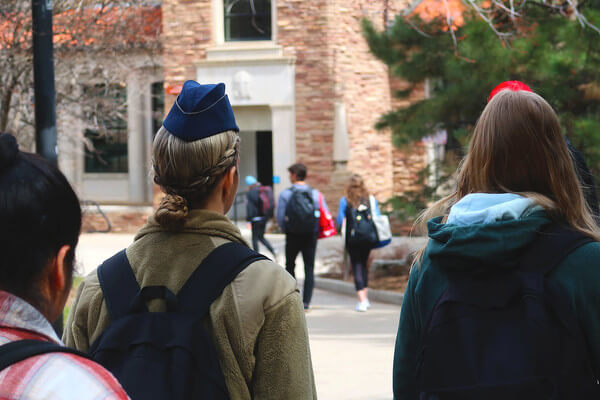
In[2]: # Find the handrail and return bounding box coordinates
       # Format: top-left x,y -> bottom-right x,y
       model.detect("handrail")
81,200 -> 112,233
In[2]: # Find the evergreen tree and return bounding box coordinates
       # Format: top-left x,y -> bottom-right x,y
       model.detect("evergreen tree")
363,4 -> 600,175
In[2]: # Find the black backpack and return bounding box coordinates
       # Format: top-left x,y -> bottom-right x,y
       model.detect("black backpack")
88,242 -> 267,400
285,187 -> 317,234
417,225 -> 600,399
345,201 -> 378,248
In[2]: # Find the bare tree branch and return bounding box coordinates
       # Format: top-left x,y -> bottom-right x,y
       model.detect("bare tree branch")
0,0 -> 161,149
442,0 -> 459,49
464,0 -> 514,37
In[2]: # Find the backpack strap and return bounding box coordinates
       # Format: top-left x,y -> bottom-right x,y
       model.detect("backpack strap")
177,242 -> 268,315
519,224 -> 598,380
0,339 -> 92,372
519,224 -> 594,275
97,249 -> 142,320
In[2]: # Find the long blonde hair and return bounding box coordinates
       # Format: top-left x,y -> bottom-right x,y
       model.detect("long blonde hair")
346,174 -> 370,209
152,126 -> 240,229
415,89 -> 600,261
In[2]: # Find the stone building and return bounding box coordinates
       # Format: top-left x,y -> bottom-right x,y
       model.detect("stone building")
3,1 -> 440,230
161,0 -> 429,214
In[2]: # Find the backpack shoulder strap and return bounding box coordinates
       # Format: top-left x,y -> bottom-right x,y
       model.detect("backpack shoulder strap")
520,224 -> 594,275
97,249 -> 141,320
0,340 -> 92,372
177,242 -> 268,315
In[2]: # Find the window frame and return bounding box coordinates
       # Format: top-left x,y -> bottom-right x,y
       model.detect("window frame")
82,83 -> 129,175
213,0 -> 277,45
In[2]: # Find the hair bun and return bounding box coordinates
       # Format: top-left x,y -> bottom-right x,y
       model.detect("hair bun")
0,134 -> 19,172
154,193 -> 189,230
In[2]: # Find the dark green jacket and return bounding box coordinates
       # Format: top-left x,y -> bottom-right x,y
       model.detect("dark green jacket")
393,211 -> 600,399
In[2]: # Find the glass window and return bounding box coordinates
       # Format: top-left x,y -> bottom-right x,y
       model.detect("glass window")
224,0 -> 271,41
83,84 -> 128,173
151,82 -> 164,136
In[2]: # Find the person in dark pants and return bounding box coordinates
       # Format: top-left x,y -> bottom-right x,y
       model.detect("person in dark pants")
277,163 -> 330,310
336,174 -> 382,312
245,175 -> 276,257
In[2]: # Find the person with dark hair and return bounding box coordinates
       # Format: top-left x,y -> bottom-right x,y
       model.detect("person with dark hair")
288,163 -> 307,181
0,133 -> 128,399
64,82 -> 316,400
245,175 -> 276,257
277,163 -> 330,310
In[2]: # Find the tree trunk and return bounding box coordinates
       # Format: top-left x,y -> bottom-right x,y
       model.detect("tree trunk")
444,127 -> 464,166
0,89 -> 13,132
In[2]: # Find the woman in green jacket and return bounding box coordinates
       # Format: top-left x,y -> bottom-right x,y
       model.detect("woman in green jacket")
64,81 -> 316,399
393,83 -> 600,399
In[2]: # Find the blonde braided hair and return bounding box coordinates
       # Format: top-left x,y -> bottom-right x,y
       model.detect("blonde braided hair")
152,126 -> 240,229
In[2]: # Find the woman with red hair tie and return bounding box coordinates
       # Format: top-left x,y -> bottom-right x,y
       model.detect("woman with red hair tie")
393,82 -> 600,399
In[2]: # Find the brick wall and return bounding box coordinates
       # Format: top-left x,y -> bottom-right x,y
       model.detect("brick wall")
276,0 -> 338,211
329,0 -> 398,204
393,142 -> 427,195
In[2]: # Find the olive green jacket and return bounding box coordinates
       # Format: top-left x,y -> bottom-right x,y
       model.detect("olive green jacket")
64,210 -> 317,400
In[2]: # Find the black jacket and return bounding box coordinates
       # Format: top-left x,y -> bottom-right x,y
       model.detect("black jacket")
568,142 -> 600,223
246,187 -> 262,221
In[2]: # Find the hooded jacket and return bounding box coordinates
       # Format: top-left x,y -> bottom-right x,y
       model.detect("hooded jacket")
393,194 -> 600,399
64,209 -> 317,400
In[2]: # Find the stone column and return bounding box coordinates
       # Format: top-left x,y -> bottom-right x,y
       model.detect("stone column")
127,75 -> 147,202
271,105 -> 295,199
333,102 -> 350,166
143,81 -> 155,203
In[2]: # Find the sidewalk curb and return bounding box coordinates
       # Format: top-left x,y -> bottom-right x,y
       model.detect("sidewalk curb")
314,277 -> 404,305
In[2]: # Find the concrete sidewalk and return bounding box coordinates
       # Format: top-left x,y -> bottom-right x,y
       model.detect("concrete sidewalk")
306,288 -> 399,400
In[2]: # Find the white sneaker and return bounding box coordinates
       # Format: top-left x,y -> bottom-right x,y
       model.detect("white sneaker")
365,299 -> 371,309
355,301 -> 368,312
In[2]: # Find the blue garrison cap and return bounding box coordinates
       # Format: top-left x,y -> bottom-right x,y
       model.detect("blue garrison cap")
162,80 -> 239,142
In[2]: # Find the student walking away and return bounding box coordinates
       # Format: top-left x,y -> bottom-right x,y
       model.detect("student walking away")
64,81 -> 316,400
336,174 -> 382,312
245,175 -> 276,257
277,163 -> 330,310
393,83 -> 600,399
0,133 -> 129,399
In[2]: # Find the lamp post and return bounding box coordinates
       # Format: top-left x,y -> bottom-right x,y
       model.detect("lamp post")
31,0 -> 58,165
32,0 -> 62,334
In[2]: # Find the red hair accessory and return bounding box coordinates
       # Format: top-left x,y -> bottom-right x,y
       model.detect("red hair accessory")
488,81 -> 532,102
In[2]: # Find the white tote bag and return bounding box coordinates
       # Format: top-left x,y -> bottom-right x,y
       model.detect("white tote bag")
370,195 -> 392,248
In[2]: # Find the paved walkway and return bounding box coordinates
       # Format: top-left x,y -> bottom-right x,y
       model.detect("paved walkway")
306,288 -> 399,400
75,232 -> 400,399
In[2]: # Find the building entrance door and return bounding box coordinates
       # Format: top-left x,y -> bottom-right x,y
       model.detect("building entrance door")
256,130 -> 273,186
